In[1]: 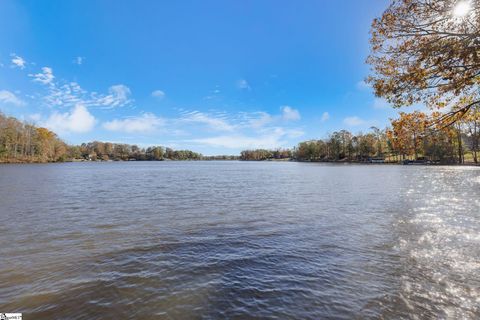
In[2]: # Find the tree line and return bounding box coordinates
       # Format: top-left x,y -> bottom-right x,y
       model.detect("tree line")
0,112 -> 68,163
240,149 -> 292,161
0,112 -> 206,163
241,109 -> 480,164
2,109 -> 479,164
70,141 -> 204,161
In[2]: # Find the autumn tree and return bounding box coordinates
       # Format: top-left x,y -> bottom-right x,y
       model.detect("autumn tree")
146,146 -> 164,160
390,111 -> 428,159
368,0 -> 480,125
0,112 -> 69,162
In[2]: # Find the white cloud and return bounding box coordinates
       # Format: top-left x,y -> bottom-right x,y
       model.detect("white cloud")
151,90 -> 165,99
103,113 -> 165,133
166,108 -> 307,151
237,79 -> 251,90
0,90 -> 26,106
191,134 -> 282,149
43,82 -> 86,107
93,84 -> 131,108
373,98 -> 390,110
27,65 -> 132,109
321,112 -> 330,122
191,135 -> 279,149
247,112 -> 273,128
29,67 -> 55,85
281,106 -> 301,121
73,56 -> 85,65
10,54 -> 26,69
180,111 -> 235,131
190,127 -> 302,150
176,108 -> 304,135
43,104 -> 96,134
343,116 -> 366,126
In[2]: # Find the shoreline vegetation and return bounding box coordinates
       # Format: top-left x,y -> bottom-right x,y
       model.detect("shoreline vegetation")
0,112 -> 237,163
1,111 -> 479,165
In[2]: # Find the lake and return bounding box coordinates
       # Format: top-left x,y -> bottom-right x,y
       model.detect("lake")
0,162 -> 479,319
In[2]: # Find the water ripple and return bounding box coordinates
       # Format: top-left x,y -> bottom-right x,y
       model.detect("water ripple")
0,162 -> 479,319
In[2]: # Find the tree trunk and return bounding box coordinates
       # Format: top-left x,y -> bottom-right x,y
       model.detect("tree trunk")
474,122 -> 478,164
456,126 -> 463,164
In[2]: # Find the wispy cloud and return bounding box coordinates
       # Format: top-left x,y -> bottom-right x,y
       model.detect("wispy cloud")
103,113 -> 165,133
321,111 -> 330,122
43,104 -> 96,134
245,111 -> 273,128
343,116 -> 366,127
29,67 -> 55,85
151,89 -> 165,99
176,107 -> 303,135
189,127 -> 303,150
28,66 -> 132,109
10,53 -> 26,69
73,56 -> 85,65
177,107 -> 305,150
95,107 -> 306,150
237,79 -> 251,90
0,90 -> 26,106
43,81 -> 86,107
281,106 -> 301,121
190,135 -> 281,149
92,84 -> 132,109
179,110 -> 235,131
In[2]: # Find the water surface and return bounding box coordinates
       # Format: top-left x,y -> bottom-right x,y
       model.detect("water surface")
0,162 -> 479,319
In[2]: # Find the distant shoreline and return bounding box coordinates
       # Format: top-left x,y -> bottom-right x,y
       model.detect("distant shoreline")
1,158 -> 479,167
265,159 -> 480,166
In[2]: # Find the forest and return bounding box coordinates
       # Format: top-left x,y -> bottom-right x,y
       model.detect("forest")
0,112 -> 205,162
0,112 -> 68,163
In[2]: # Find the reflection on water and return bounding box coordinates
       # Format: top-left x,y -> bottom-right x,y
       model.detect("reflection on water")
0,162 -> 479,319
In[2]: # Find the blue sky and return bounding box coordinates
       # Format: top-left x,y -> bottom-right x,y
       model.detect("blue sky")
0,0 -> 404,155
